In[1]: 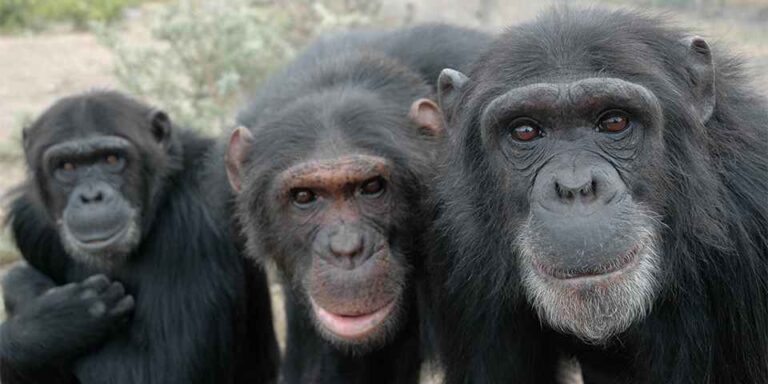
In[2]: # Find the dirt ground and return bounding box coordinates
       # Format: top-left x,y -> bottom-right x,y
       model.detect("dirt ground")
0,1 -> 766,382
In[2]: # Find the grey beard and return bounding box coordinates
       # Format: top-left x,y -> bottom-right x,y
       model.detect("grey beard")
517,215 -> 661,344
59,218 -> 141,271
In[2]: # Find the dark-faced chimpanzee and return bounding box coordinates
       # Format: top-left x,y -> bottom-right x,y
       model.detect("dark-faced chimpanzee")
225,24 -> 490,383
428,8 -> 768,384
0,91 -> 279,383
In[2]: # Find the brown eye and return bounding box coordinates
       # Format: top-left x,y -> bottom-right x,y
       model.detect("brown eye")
360,177 -> 386,196
61,162 -> 75,172
291,188 -> 317,207
599,112 -> 630,132
105,154 -> 119,165
511,124 -> 541,142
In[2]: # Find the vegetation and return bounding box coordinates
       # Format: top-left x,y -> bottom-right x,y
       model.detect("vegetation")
97,0 -> 382,132
0,0 -> 148,32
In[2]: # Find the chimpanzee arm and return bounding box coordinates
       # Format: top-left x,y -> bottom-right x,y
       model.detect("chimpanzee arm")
71,242 -> 264,383
2,262 -> 56,316
0,266 -> 133,371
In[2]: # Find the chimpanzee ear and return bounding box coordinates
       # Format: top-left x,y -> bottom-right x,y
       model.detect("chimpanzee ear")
226,126 -> 254,193
409,98 -> 443,136
682,36 -> 716,124
437,68 -> 469,116
149,109 -> 172,144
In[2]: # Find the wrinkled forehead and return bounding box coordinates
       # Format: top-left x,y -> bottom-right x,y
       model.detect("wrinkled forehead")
276,154 -> 391,190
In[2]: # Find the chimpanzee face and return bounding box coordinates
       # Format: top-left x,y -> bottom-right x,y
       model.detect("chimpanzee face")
24,94 -> 176,270
227,91 -> 443,349
437,33 -> 716,342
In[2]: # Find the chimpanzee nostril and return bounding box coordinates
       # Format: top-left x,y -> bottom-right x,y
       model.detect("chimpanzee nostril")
554,177 -> 598,204
540,158 -> 626,210
79,188 -> 106,204
579,180 -> 595,197
555,181 -> 567,200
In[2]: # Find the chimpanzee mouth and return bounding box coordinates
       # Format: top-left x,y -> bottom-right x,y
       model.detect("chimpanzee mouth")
534,243 -> 643,281
71,223 -> 132,250
311,298 -> 397,341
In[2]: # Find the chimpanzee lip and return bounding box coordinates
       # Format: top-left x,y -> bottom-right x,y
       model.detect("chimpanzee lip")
311,298 -> 396,341
534,243 -> 642,281
70,222 -> 131,250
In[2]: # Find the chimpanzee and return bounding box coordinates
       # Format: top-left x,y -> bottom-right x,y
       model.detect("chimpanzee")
0,91 -> 279,383
429,8 -> 768,384
225,24 -> 490,383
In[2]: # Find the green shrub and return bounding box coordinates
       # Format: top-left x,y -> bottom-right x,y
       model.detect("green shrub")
0,0 -> 29,31
0,0 -> 146,32
97,0 -> 382,133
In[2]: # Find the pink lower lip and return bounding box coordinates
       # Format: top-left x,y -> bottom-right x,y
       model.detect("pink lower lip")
312,300 -> 396,340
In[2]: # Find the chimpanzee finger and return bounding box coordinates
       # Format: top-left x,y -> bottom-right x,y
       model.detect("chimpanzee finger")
109,295 -> 135,317
44,282 -> 78,296
81,274 -> 111,293
101,282 -> 126,304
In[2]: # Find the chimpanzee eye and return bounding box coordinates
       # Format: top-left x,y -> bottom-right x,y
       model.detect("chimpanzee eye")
509,119 -> 543,142
360,177 -> 386,197
60,162 -> 76,172
54,161 -> 77,183
291,188 -> 317,207
103,153 -> 125,172
598,111 -> 631,133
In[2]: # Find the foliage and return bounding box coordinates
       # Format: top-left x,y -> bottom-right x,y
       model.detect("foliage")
0,0 -> 145,32
97,0 -> 382,133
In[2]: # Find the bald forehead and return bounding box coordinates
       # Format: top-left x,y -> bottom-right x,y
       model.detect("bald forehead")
278,154 -> 390,192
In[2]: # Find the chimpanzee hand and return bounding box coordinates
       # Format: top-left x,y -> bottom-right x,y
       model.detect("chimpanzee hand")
0,274 -> 134,368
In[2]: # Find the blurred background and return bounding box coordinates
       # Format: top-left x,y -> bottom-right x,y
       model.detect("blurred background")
0,0 -> 766,347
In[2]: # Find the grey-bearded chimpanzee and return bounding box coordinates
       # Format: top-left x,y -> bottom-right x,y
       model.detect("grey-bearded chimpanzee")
0,91 -> 279,383
428,9 -> 768,384
225,25 -> 490,383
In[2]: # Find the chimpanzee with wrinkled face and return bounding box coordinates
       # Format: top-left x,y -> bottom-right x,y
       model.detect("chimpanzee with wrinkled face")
0,91 -> 279,383
428,8 -> 768,384
226,24 -> 489,383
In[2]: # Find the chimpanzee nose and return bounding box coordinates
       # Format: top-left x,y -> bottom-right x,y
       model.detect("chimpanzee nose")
78,185 -> 109,204
554,175 -> 598,204
542,155 -> 622,209
329,227 -> 364,259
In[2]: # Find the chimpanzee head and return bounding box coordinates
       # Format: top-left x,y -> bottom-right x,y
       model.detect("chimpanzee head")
23,91 -> 182,270
227,54 -> 443,349
437,10 -> 719,343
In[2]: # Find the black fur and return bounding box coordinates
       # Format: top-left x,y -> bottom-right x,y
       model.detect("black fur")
427,9 -> 768,384
234,25 -> 490,383
0,91 -> 279,383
